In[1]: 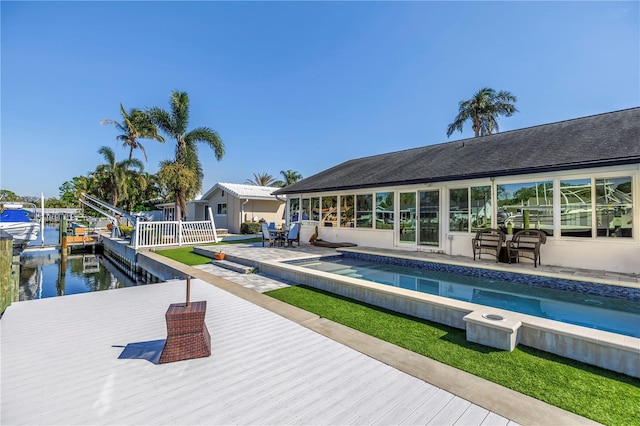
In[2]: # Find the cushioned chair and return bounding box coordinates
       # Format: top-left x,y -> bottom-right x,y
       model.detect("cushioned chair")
261,222 -> 277,247
285,223 -> 300,247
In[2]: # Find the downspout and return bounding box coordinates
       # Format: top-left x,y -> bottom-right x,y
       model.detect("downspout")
241,199 -> 249,224
275,194 -> 287,227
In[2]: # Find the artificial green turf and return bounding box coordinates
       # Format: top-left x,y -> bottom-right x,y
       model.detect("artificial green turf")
154,246 -> 212,265
265,285 -> 640,426
155,238 -> 261,266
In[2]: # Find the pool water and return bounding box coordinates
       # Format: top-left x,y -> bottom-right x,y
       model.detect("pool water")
293,256 -> 640,338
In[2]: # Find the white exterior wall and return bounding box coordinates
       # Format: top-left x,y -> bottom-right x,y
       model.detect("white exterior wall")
293,164 -> 640,274
189,189 -> 286,234
242,199 -> 286,227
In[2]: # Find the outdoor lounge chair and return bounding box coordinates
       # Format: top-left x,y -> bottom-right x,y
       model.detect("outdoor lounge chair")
284,223 -> 300,247
506,229 -> 547,267
261,222 -> 277,247
471,228 -> 505,263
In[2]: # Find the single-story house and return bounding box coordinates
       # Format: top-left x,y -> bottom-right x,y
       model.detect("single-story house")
187,183 -> 286,234
274,107 -> 640,274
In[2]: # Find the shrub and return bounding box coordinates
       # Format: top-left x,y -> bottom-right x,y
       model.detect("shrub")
119,225 -> 133,237
240,222 -> 261,234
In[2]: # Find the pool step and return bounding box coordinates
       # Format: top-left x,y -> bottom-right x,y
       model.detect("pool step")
343,272 -> 364,279
210,259 -> 257,274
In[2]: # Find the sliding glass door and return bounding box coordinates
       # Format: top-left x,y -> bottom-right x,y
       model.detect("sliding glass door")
419,190 -> 439,246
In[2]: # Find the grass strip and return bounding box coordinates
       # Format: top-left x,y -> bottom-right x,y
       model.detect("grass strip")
155,238 -> 261,266
266,285 -> 640,426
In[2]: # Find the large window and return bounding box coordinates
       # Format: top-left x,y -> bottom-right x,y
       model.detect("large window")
399,192 -> 416,243
301,198 -> 311,222
356,194 -> 373,228
560,179 -> 591,237
311,197 -> 320,221
497,181 -> 553,235
340,195 -> 354,227
322,196 -> 337,227
596,177 -> 632,238
449,188 -> 469,231
375,192 -> 394,229
471,186 -> 491,231
289,197 -> 300,222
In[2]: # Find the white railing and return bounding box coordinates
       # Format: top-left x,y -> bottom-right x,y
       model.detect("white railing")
134,220 -> 219,249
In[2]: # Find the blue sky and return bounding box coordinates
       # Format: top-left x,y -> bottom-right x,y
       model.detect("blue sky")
2,1 -> 638,199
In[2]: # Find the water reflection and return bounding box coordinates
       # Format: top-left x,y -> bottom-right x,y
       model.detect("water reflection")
20,251 -> 149,301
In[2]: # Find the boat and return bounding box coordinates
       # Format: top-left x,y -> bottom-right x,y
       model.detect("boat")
0,203 -> 40,249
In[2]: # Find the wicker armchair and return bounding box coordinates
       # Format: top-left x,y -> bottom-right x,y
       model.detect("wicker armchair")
506,229 -> 547,267
471,228 -> 506,263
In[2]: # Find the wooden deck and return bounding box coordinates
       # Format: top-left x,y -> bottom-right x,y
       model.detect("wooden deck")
1,279 -> 520,425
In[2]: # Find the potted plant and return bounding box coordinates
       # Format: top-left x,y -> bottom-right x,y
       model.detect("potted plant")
214,249 -> 225,260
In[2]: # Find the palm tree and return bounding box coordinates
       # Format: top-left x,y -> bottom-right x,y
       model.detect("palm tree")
121,168 -> 148,212
147,91 -> 224,220
101,103 -> 165,162
93,146 -> 144,207
446,87 -> 518,138
245,172 -> 276,186
157,160 -> 196,219
274,170 -> 303,187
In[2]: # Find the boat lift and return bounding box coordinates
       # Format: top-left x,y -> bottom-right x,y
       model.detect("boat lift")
79,193 -> 219,249
79,193 -> 139,238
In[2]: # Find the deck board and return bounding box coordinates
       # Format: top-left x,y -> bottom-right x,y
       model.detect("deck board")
2,279 -> 514,425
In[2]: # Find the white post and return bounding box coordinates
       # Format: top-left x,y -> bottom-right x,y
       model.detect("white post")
208,207 -> 218,243
40,192 -> 45,247
178,220 -> 183,246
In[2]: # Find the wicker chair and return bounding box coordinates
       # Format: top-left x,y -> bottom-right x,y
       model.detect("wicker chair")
506,229 -> 547,267
471,228 -> 506,263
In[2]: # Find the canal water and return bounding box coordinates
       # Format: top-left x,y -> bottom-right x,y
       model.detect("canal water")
19,226 -> 152,301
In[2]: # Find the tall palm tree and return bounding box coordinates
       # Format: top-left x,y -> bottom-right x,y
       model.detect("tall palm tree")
121,168 -> 148,212
274,169 -> 303,187
101,103 -> 165,162
157,160 -> 196,219
147,91 -> 224,220
93,146 -> 144,207
446,87 -> 518,138
245,172 -> 276,186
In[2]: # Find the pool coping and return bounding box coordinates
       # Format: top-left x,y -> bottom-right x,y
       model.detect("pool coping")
340,247 -> 640,290
261,254 -> 640,378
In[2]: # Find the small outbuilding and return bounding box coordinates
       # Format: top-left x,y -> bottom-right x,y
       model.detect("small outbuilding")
187,183 -> 286,234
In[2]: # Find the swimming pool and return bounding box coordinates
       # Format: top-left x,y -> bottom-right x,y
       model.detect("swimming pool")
290,254 -> 640,338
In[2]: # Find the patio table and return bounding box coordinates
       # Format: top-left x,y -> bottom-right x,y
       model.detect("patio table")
269,229 -> 287,246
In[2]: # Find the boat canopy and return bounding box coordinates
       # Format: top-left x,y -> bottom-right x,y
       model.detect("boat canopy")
0,209 -> 32,223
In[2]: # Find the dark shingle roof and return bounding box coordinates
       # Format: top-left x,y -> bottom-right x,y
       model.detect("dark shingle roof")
275,107 -> 640,195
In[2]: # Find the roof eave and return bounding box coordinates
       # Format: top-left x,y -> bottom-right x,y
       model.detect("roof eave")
275,157 -> 640,195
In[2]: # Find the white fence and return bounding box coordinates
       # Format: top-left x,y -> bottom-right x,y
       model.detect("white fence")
134,220 -> 218,249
